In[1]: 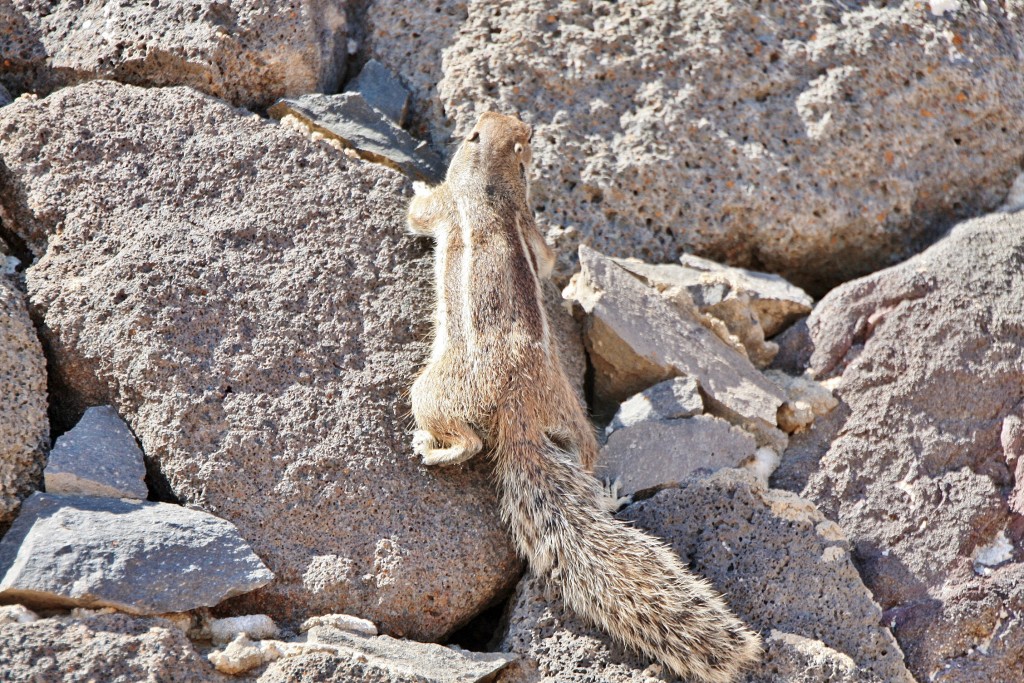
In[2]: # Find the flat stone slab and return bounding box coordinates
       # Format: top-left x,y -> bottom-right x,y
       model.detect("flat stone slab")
0,492 -> 273,614
345,59 -> 411,126
44,405 -> 148,499
598,415 -> 757,496
606,376 -> 703,435
268,92 -> 443,181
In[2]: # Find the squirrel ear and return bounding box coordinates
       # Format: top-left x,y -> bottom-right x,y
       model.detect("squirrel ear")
514,142 -> 524,154
467,131 -> 480,142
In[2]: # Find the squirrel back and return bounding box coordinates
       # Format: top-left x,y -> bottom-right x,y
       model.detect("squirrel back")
408,112 -> 761,681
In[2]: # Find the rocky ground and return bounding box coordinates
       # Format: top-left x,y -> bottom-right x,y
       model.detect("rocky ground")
1,2 -> 1022,682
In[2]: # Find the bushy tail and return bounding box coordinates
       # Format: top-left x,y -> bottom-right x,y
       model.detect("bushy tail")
493,437 -> 761,683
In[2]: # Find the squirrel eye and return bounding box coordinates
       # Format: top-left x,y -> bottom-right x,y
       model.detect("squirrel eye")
467,131 -> 480,142
514,142 -> 524,154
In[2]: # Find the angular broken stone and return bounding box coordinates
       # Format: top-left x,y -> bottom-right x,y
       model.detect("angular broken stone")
268,92 -> 444,181
598,415 -> 757,496
259,625 -> 516,683
566,246 -> 785,445
0,84 -> 11,108
345,59 -> 411,127
0,492 -> 274,614
606,376 -> 703,435
615,254 -> 813,368
44,405 -> 149,500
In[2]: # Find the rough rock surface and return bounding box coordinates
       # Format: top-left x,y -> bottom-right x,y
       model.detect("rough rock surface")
0,0 -> 348,108
0,492 -> 274,614
598,415 -> 756,496
44,405 -> 149,500
0,80 -> 524,638
0,271 -> 47,530
0,611 -> 227,683
498,470 -> 913,682
367,1 -> 1024,293
796,212 -> 1024,681
567,246 -> 785,446
268,91 -> 445,181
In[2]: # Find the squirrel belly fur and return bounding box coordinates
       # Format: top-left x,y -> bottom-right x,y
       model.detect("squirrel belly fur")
407,111 -> 761,682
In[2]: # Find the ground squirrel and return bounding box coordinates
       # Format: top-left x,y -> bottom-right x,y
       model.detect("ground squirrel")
408,112 -> 761,682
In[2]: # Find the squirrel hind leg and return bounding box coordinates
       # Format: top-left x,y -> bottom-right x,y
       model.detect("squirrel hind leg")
412,425 -> 483,467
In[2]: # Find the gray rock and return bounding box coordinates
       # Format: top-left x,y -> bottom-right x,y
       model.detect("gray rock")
345,59 -> 411,127
268,92 -> 444,182
768,317 -> 813,375
368,1 -> 1024,293
617,255 -> 813,367
0,492 -> 274,614
606,376 -> 703,435
0,0 -> 348,108
0,274 -> 47,530
566,246 -> 786,448
800,211 -> 1024,680
258,627 -> 515,683
0,80 -> 523,639
44,405 -> 148,500
498,470 -> 914,683
599,415 -> 756,497
0,611 -> 228,682
0,83 -> 11,107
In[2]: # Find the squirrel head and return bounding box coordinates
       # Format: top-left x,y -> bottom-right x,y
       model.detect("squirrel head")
447,112 -> 533,200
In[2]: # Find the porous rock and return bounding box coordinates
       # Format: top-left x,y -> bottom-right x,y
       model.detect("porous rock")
0,272 -> 47,530
598,415 -> 756,497
566,246 -> 786,447
0,80 -> 521,638
43,405 -> 149,499
345,58 -> 411,126
0,0 -> 348,108
615,255 -> 813,368
497,469 -> 913,683
796,211 -> 1024,680
0,611 -> 227,683
606,376 -> 703,435
0,492 -> 273,614
268,91 -> 445,181
368,1 -> 1024,293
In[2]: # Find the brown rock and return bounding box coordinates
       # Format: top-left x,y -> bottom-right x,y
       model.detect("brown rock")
801,211 -> 1024,680
0,80 -> 519,639
0,271 -> 47,530
367,1 -> 1024,294
0,611 -> 227,682
0,0 -> 348,108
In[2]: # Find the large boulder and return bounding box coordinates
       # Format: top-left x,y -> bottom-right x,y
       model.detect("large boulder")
0,80 -> 520,639
0,268 -> 47,530
796,212 -> 1024,681
0,0 -> 349,108
366,1 -> 1024,292
497,470 -> 913,682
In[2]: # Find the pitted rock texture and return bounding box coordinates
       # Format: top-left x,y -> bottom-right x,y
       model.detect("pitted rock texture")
0,492 -> 274,614
367,1 -> 1024,293
0,272 -> 47,530
0,0 -> 348,108
497,470 -> 913,682
0,611 -> 227,683
0,80 -> 522,638
796,212 -> 1024,681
